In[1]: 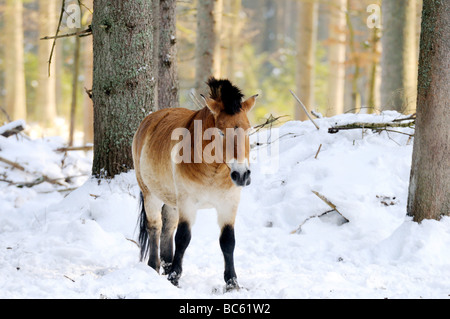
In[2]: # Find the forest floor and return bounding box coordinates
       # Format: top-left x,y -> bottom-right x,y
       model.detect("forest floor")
1,112 -> 449,299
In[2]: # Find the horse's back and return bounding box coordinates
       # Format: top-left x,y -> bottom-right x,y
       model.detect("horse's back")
133,107 -> 195,205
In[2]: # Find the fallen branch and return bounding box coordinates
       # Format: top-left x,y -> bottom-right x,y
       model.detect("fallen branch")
289,90 -> 320,130
0,156 -> 66,186
328,119 -> 415,134
0,120 -> 25,138
55,145 -> 93,152
311,190 -> 349,223
314,144 -> 322,159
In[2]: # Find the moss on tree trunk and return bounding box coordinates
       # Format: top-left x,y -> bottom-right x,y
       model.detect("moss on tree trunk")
91,0 -> 156,178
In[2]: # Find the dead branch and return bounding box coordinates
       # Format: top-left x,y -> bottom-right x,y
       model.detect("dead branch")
328,119 -> 415,134
250,114 -> 288,136
40,26 -> 92,41
311,190 -> 349,223
314,144 -> 322,159
55,145 -> 93,152
290,209 -> 335,234
289,90 -> 320,130
45,0 -> 66,77
0,122 -> 24,138
0,156 -> 66,186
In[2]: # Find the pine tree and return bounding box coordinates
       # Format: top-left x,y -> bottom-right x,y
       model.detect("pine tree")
407,0 -> 450,221
91,0 -> 156,178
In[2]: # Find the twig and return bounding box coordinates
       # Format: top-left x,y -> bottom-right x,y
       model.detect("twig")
290,209 -> 335,234
40,27 -> 92,40
189,92 -> 204,110
250,114 -> 288,136
0,156 -> 66,186
55,145 -> 93,152
46,0 -> 66,77
311,190 -> 349,223
314,144 -> 322,159
289,90 -> 320,130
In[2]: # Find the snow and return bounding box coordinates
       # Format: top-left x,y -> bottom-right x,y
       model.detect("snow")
1,112 -> 449,299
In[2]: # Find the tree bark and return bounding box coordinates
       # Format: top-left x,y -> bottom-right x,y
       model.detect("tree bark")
37,0 -> 57,126
91,0 -> 156,178
295,0 -> 318,121
4,0 -> 27,122
195,0 -> 223,96
157,0 -> 179,109
326,0 -> 347,116
380,0 -> 417,113
83,0 -> 94,145
407,0 -> 450,222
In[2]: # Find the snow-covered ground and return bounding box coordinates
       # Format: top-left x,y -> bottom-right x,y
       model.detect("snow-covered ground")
1,112 -> 449,299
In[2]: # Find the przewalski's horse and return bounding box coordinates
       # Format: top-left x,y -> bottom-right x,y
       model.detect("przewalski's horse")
132,77 -> 257,290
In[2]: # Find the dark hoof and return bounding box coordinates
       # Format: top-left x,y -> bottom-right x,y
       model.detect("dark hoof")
225,278 -> 240,292
161,261 -> 172,276
168,271 -> 181,287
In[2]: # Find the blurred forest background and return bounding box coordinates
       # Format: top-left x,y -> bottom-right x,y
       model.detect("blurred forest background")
0,0 -> 422,144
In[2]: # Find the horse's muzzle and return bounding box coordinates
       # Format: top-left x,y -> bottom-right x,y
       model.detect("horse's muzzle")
230,169 -> 251,187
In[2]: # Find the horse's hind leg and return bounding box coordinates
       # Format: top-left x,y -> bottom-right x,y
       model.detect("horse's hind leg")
160,204 -> 178,275
138,191 -> 163,273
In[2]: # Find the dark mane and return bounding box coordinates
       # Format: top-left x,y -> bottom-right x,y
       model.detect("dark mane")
207,77 -> 244,115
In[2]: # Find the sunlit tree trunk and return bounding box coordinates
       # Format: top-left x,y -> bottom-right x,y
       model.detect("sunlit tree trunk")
326,0 -> 347,116
4,0 -> 27,122
295,0 -> 318,121
195,0 -> 223,96
37,0 -> 57,126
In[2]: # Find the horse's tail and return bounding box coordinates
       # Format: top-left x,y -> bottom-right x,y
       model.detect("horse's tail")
138,191 -> 149,262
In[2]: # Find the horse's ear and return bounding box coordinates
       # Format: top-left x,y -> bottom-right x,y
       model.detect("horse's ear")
200,94 -> 222,115
242,94 -> 258,112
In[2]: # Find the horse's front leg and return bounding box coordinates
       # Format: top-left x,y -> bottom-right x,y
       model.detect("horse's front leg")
217,205 -> 239,291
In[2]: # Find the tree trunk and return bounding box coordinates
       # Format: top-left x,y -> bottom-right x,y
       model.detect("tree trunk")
91,0 -> 156,178
195,0 -> 223,96
4,0 -> 27,122
37,0 -> 57,126
380,0 -> 417,113
69,31 -> 81,147
83,28 -> 94,144
157,0 -> 179,109
326,0 -> 347,116
226,0 -> 242,79
367,25 -> 381,114
295,0 -> 318,121
407,0 -> 450,222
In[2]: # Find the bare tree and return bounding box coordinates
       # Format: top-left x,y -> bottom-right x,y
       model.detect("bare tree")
327,0 -> 347,116
407,0 -> 450,222
37,0 -> 57,126
295,0 -> 318,121
381,0 -> 417,113
4,0 -> 27,122
194,0 -> 223,96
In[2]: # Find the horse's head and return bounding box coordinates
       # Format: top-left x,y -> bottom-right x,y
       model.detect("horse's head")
201,77 -> 257,187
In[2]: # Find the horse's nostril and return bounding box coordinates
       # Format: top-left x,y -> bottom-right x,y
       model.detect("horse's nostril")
231,171 -> 239,181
